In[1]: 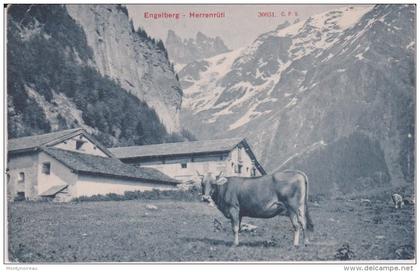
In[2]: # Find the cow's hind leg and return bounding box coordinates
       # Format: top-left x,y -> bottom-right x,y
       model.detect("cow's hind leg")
229,208 -> 240,247
289,212 -> 300,246
297,207 -> 309,245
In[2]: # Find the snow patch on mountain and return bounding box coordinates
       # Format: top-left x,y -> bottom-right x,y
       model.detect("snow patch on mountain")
180,4 -> 415,194
182,48 -> 245,112
181,5 -> 375,130
287,6 -> 374,60
228,97 -> 275,130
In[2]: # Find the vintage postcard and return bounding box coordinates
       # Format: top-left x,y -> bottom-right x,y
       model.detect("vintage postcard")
3,2 -> 416,269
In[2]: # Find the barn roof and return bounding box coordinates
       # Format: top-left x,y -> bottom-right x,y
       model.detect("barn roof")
8,128 -> 114,157
42,147 -> 179,185
110,137 -> 244,159
8,128 -> 82,152
110,138 -> 267,175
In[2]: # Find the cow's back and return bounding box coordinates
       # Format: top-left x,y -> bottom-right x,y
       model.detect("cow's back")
225,173 -> 304,196
226,175 -> 275,197
220,175 -> 288,218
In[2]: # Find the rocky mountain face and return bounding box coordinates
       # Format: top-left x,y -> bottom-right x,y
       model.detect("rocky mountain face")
7,4 -> 186,146
66,5 -> 182,133
180,5 -> 415,195
165,30 -> 230,67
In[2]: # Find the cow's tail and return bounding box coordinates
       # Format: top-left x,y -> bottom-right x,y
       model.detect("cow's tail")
298,170 -> 314,232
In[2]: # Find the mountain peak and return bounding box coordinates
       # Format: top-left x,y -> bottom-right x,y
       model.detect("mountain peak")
196,31 -> 207,40
165,30 -> 230,65
166,29 -> 180,41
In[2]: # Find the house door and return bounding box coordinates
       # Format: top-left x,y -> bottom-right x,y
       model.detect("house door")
16,172 -> 25,199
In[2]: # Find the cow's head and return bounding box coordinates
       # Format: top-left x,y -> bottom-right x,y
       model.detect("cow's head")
197,171 -> 226,203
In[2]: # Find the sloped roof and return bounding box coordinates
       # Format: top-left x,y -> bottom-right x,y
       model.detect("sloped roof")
42,147 -> 179,185
8,128 -> 114,157
110,138 -> 243,159
8,128 -> 82,152
110,137 -> 267,175
40,184 -> 69,197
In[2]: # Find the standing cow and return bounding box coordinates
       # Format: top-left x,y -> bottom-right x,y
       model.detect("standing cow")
198,170 -> 314,247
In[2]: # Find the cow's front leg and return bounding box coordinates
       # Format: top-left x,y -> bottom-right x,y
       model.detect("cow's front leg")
229,208 -> 240,247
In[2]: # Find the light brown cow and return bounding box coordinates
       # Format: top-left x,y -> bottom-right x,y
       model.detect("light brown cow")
199,170 -> 314,247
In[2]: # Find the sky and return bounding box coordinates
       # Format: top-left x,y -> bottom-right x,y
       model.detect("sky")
127,4 -> 348,49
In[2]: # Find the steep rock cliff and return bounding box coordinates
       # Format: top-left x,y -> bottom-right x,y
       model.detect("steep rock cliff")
7,4 -> 185,146
66,5 -> 182,133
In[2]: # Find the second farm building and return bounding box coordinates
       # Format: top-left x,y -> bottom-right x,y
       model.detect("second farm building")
110,138 -> 266,182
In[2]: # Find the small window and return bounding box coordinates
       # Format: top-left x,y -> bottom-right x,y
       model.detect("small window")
181,163 -> 187,169
251,168 -> 257,177
234,164 -> 243,174
76,140 -> 84,150
18,172 -> 25,183
16,191 -> 25,200
42,162 -> 51,175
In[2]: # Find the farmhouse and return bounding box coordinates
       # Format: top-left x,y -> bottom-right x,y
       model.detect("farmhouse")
7,128 -> 179,202
110,138 -> 266,182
